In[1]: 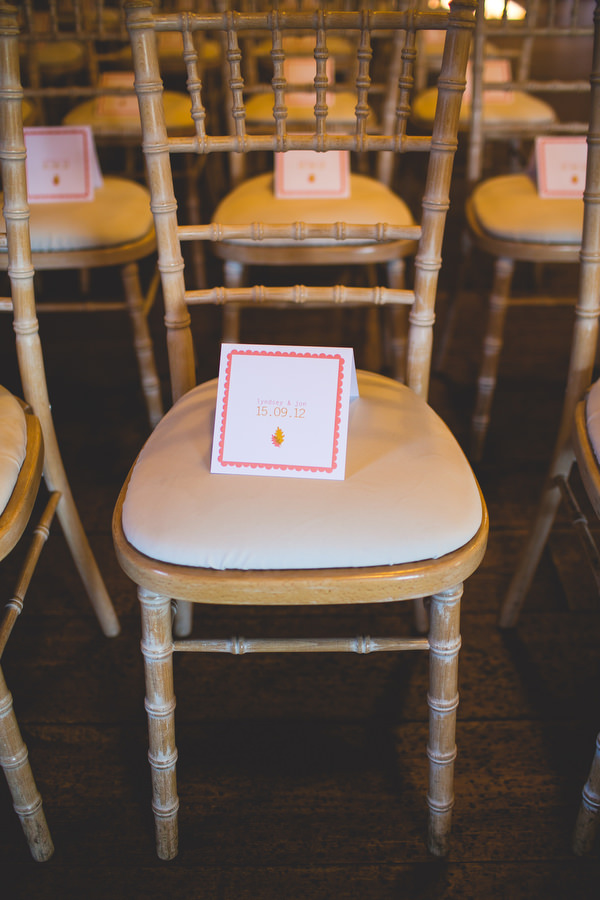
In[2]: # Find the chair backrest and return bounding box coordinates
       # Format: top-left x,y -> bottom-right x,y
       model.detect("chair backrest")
18,1 -> 133,124
467,0 -> 595,182
0,0 -> 120,638
125,0 -> 477,405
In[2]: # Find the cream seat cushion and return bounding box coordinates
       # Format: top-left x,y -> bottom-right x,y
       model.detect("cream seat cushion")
0,177 -> 154,254
212,173 -> 414,246
114,34 -> 221,71
470,173 -> 583,243
62,91 -> 192,138
0,387 -> 27,517
412,87 -> 557,131
253,34 -> 357,68
122,371 -> 483,570
586,379 -> 600,463
27,40 -> 86,78
245,91 -> 372,129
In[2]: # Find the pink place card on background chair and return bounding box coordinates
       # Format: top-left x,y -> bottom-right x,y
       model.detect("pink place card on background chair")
535,135 -> 587,198
23,125 -> 102,202
274,149 -> 350,199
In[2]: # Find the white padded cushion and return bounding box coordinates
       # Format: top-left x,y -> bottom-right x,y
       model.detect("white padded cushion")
412,87 -> 557,130
586,379 -> 600,463
0,386 -> 27,517
0,177 -> 154,253
212,173 -> 414,246
63,91 -> 192,137
470,173 -> 583,243
122,371 -> 483,570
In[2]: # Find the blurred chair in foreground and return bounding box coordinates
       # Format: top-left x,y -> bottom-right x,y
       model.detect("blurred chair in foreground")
116,0 -> 486,860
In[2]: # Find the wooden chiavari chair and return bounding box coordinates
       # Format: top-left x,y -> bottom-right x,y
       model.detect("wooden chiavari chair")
0,1 -> 120,638
116,0 -> 486,860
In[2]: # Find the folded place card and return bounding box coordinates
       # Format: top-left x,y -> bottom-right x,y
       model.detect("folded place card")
211,343 -> 359,480
24,125 -> 103,203
274,149 -> 350,199
464,57 -> 513,105
535,135 -> 587,198
94,71 -> 140,119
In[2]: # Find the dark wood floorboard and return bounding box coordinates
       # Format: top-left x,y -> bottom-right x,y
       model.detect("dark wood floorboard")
2,166 -> 600,897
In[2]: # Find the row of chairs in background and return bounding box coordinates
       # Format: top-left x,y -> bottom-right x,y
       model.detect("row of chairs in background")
9,0 -> 595,436
2,0 -> 600,865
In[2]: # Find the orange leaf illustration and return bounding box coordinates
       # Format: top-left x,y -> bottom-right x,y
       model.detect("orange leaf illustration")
271,427 -> 285,447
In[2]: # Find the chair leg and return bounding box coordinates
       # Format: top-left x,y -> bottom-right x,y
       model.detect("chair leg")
17,321 -> 120,637
120,261 -> 164,430
471,256 -> 515,462
497,472 -> 565,628
573,731 -> 600,855
222,260 -> 245,344
434,227 -> 474,373
385,258 -> 408,382
0,666 -> 53,861
426,583 -> 462,857
140,588 -> 179,860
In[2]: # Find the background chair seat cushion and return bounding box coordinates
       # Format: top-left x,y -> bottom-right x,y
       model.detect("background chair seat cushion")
253,34 -> 356,62
245,90 -> 372,128
62,90 -> 193,138
122,371 -> 483,570
412,87 -> 557,129
0,386 -> 27,516
28,40 -> 86,76
0,176 -> 154,252
470,173 -> 583,243
212,173 -> 414,246
586,379 -> 600,461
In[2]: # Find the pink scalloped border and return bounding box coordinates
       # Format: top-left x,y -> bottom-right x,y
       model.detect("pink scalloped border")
217,348 -> 345,473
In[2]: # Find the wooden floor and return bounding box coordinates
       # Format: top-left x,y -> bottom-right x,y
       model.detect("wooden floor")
2,171 -> 600,898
